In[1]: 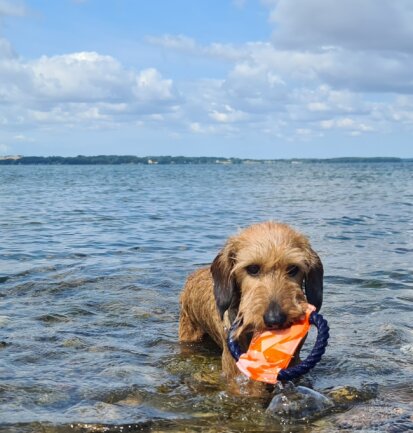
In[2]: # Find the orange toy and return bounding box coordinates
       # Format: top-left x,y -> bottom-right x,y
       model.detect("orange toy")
236,305 -> 316,384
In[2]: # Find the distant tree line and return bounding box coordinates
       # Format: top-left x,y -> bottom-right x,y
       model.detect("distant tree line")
0,155 -> 406,165
0,155 -> 244,165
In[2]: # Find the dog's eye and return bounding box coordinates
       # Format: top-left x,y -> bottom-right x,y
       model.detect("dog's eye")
287,265 -> 300,277
246,264 -> 261,276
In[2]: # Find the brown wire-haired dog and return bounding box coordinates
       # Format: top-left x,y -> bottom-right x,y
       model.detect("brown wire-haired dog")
179,221 -> 323,389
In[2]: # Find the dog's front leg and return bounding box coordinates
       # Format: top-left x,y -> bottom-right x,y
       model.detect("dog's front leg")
178,309 -> 205,342
222,345 -> 270,397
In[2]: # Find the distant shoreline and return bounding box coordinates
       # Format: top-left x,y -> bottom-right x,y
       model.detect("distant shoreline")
0,155 -> 410,165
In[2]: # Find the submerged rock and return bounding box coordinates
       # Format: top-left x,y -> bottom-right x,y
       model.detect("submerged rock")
266,383 -> 334,421
330,384 -> 412,432
334,402 -> 413,431
326,383 -> 378,405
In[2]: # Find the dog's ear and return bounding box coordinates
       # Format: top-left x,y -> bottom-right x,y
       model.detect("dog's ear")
211,245 -> 238,320
304,250 -> 323,312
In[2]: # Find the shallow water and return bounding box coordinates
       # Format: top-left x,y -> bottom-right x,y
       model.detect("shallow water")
0,162 -> 412,432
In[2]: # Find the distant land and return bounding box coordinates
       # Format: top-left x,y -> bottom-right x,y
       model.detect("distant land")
0,155 -> 410,165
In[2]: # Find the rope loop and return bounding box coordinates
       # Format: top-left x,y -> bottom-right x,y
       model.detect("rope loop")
227,311 -> 329,382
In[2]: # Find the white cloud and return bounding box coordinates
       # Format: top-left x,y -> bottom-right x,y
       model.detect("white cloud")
383,96 -> 413,128
307,102 -> 328,112
148,34 -> 413,95
146,34 -> 197,52
147,35 -> 245,62
133,68 -> 175,102
320,117 -> 373,134
311,49 -> 413,93
13,134 -> 34,142
1,0 -> 413,153
189,121 -> 236,135
0,37 -> 16,57
209,105 -> 247,123
268,0 -> 413,53
149,24 -> 413,139
0,0 -> 27,17
30,52 -> 129,103
156,2 -> 413,95
218,60 -> 288,116
293,86 -> 367,118
260,0 -> 413,94
0,50 -> 180,128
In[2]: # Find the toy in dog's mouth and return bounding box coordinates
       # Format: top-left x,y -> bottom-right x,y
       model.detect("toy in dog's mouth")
227,305 -> 329,384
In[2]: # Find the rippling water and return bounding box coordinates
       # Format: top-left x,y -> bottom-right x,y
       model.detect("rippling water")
1,162 -> 412,432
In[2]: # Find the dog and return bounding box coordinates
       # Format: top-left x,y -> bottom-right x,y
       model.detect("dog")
179,221 -> 323,391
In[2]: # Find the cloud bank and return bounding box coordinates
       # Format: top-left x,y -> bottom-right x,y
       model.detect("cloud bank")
1,0 -> 413,155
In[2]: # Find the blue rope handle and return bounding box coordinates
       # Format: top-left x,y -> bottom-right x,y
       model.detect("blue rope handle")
227,311 -> 329,382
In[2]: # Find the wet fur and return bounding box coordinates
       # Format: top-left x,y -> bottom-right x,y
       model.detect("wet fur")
179,221 -> 323,390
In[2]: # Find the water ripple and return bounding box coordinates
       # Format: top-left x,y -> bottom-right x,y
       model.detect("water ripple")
0,163 -> 412,432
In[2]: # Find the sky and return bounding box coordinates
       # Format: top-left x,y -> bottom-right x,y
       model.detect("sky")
0,0 -> 413,158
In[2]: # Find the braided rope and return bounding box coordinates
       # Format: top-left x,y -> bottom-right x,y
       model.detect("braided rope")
227,311 -> 329,382
227,319 -> 243,361
277,311 -> 329,381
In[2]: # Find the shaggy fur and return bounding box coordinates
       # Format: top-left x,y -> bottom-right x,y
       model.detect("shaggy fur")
179,221 -> 323,388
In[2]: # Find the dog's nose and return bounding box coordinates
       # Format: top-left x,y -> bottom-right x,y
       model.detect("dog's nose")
264,302 -> 287,328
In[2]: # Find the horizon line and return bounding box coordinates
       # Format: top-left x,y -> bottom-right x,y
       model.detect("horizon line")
1,154 -> 411,160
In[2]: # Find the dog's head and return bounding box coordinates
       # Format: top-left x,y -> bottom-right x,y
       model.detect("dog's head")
211,222 -> 323,338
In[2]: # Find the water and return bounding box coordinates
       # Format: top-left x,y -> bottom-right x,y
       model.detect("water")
0,162 -> 412,432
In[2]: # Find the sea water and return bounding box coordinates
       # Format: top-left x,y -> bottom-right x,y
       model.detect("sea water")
0,161 -> 412,432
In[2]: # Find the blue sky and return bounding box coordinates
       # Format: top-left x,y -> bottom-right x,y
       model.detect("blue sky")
0,0 -> 412,158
